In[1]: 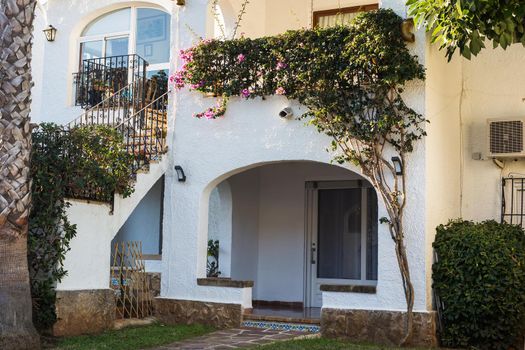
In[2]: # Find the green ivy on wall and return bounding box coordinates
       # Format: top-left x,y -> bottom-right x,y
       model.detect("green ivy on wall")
29,123 -> 135,330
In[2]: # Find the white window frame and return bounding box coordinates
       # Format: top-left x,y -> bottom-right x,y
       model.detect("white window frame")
77,6 -> 170,73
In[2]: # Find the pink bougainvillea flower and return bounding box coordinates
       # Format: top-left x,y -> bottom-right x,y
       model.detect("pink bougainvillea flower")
190,81 -> 205,90
276,61 -> 288,70
237,54 -> 246,63
275,87 -> 286,95
170,70 -> 186,90
204,109 -> 215,120
241,88 -> 251,98
180,49 -> 194,63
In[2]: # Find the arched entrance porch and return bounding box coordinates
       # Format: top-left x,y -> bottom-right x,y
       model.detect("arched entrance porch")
206,161 -> 378,319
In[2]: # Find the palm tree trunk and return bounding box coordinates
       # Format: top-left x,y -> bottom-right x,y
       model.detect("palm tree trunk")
0,0 -> 40,348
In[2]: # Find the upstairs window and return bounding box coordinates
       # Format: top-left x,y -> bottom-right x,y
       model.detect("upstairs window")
79,6 -> 170,73
313,4 -> 378,28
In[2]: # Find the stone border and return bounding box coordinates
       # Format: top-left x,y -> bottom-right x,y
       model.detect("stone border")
197,277 -> 254,288
321,308 -> 437,347
154,298 -> 243,329
53,289 -> 115,337
320,284 -> 376,294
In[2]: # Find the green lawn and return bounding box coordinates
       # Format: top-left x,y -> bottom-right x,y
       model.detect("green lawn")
46,323 -> 214,350
255,338 -> 429,350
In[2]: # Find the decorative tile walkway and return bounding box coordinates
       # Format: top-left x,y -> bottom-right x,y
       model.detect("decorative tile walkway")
152,327 -> 319,349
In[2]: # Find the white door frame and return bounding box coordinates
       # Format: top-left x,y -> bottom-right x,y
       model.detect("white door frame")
304,180 -> 376,308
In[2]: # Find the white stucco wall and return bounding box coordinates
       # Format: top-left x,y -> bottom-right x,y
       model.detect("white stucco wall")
422,42 -> 525,237
31,0 -> 173,125
31,2 -> 47,123
229,169 -> 260,286
162,0 -> 430,313
208,181 -> 233,277
112,176 -> 164,255
459,45 -> 525,221
424,44 -> 462,308
58,158 -> 167,291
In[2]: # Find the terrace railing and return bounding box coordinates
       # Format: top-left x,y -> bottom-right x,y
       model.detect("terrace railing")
116,92 -> 169,173
74,54 -> 148,109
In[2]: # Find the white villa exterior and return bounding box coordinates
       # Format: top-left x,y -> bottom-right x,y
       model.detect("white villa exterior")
31,0 -> 525,346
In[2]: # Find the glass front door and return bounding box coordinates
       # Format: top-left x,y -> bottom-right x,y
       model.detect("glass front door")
306,181 -> 378,307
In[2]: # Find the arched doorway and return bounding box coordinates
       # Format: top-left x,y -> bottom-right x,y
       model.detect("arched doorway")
206,161 -> 378,315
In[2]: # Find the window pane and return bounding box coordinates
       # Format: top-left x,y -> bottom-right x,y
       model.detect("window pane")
145,70 -> 169,101
317,189 -> 361,280
80,40 -> 103,61
136,8 -> 170,65
106,37 -> 129,57
366,188 -> 378,280
82,8 -> 131,36
318,12 -> 359,28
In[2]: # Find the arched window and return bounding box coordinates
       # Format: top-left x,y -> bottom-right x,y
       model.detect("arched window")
79,6 -> 171,76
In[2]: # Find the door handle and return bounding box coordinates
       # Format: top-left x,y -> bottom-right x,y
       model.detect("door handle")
311,244 -> 317,264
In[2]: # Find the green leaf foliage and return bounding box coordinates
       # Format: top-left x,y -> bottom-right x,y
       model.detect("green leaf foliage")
178,9 -> 426,160
29,123 -> 135,330
433,220 -> 525,349
408,0 -> 525,60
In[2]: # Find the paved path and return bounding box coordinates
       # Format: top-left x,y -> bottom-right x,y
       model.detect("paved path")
152,327 -> 317,349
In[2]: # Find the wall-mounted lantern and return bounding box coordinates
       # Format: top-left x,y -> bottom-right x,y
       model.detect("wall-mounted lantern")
391,157 -> 404,176
174,165 -> 187,182
176,0 -> 185,5
43,25 -> 57,42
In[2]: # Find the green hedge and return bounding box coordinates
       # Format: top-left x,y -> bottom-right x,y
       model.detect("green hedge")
433,220 -> 525,349
29,123 -> 135,330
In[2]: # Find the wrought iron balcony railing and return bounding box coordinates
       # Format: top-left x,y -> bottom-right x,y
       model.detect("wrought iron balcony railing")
74,54 -> 148,109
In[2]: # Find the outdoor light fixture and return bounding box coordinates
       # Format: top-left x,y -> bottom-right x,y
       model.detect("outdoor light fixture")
176,0 -> 185,5
391,157 -> 403,176
43,25 -> 57,42
174,165 -> 186,182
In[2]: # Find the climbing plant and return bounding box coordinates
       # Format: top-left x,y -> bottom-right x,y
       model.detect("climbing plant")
29,123 -> 135,330
171,9 -> 426,344
408,0 -> 525,60
207,239 -> 221,278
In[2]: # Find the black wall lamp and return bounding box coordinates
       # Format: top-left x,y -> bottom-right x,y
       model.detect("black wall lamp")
43,25 -> 57,42
391,157 -> 403,176
174,165 -> 186,182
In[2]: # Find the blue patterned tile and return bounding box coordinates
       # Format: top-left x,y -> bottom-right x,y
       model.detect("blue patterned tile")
241,320 -> 320,333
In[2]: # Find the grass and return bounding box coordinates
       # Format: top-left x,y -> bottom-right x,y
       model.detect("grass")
255,338 -> 429,350
46,323 -> 214,350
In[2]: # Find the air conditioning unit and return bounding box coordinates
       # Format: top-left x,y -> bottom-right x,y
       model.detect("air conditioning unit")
487,118 -> 525,158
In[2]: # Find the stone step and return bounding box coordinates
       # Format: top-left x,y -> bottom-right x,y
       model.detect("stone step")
241,320 -> 320,334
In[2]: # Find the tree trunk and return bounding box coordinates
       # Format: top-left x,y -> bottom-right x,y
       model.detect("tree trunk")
0,0 -> 40,348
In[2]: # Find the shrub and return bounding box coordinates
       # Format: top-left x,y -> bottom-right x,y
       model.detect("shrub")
29,123 -> 135,330
433,220 -> 525,349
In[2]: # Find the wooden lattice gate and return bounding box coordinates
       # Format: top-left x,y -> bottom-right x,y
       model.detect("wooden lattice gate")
111,241 -> 153,319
